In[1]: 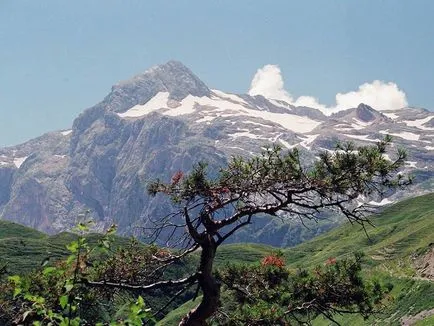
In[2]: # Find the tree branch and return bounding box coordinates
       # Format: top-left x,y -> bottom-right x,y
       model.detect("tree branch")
216,215 -> 253,246
83,273 -> 198,292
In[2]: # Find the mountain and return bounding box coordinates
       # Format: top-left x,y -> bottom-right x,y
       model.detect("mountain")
0,61 -> 433,244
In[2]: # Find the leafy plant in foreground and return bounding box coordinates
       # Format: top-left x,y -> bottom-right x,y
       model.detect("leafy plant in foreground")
4,221 -> 154,325
215,253 -> 388,325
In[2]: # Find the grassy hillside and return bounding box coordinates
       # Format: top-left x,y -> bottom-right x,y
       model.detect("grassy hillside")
159,193 -> 434,325
0,221 -> 131,275
0,220 -> 46,239
0,221 -> 69,274
285,193 -> 434,272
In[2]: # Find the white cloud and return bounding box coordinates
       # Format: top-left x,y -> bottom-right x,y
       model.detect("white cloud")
334,80 -> 408,111
293,96 -> 326,110
248,65 -> 293,103
248,65 -> 408,115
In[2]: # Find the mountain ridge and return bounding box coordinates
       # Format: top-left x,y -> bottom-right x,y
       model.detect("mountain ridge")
0,61 -> 432,243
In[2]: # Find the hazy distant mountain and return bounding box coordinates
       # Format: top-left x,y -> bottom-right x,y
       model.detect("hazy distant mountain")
0,61 -> 432,246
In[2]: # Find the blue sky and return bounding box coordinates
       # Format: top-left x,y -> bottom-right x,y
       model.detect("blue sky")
1,0 -> 433,145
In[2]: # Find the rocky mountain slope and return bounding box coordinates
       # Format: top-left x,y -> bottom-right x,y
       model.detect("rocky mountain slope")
0,61 -> 432,244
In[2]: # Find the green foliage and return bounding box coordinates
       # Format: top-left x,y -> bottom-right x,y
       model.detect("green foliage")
155,297 -> 201,326
138,139 -> 411,325
214,253 -> 385,325
149,139 -> 409,209
108,296 -> 152,326
0,220 -> 131,276
1,222 -> 155,325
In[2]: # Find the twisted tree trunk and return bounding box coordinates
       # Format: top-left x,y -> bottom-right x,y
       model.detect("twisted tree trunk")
179,235 -> 220,326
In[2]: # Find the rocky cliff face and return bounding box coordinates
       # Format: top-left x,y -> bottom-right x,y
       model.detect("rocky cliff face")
0,61 -> 433,246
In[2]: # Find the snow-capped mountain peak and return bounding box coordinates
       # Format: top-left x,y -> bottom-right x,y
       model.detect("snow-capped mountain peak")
117,89 -> 323,134
0,61 -> 433,237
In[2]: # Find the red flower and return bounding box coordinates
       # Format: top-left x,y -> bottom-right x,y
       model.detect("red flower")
325,257 -> 337,265
171,171 -> 184,185
261,254 -> 285,268
221,187 -> 230,193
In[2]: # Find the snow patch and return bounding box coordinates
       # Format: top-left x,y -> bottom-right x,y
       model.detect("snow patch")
351,118 -> 372,130
118,91 -> 321,133
335,127 -> 355,131
343,134 -> 381,142
211,89 -> 247,105
334,124 -> 352,128
195,115 -> 216,123
164,96 -> 200,116
249,111 -> 320,133
383,112 -> 399,119
268,99 -> 292,111
369,198 -> 394,206
61,130 -> 72,136
13,156 -> 28,168
119,92 -> 170,117
279,139 -> 295,149
403,116 -> 434,130
379,130 -> 420,141
299,134 -> 319,149
242,121 -> 274,128
405,161 -> 417,168
225,146 -> 256,156
229,131 -> 264,140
